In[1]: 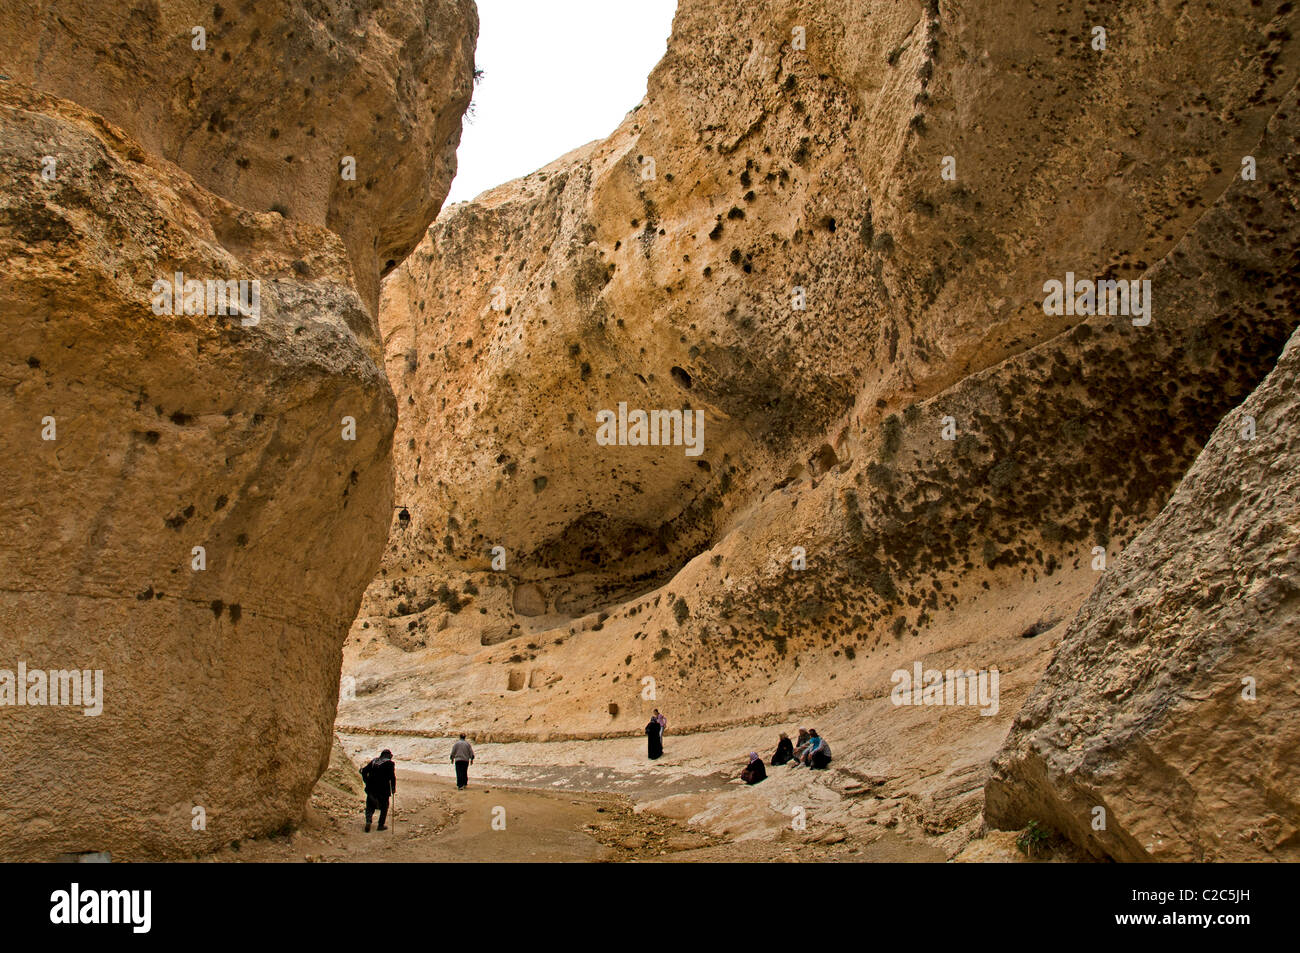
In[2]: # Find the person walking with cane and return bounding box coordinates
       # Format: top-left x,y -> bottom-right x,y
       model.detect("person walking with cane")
360,749 -> 396,832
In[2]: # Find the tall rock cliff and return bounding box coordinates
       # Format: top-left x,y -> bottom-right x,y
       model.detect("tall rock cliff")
986,323 -> 1300,862
346,0 -> 1297,763
0,1 -> 476,860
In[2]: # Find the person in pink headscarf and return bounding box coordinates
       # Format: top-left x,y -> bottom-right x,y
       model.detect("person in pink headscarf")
740,751 -> 767,785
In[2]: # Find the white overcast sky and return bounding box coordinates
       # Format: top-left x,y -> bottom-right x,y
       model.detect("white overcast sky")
444,0 -> 679,205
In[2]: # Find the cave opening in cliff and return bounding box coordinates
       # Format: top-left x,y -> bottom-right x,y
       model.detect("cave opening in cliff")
445,0 -> 678,204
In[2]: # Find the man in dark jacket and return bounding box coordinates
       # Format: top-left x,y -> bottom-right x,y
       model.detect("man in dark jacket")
360,749 -> 397,832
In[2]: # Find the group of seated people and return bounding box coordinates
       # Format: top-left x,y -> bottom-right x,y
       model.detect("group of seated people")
739,728 -> 833,784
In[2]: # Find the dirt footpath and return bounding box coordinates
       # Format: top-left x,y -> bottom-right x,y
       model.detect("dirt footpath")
210,770 -> 941,863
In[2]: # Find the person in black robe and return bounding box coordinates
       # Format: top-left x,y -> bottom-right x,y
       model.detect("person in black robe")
740,752 -> 767,785
646,717 -> 663,759
771,733 -> 795,766
359,749 -> 396,832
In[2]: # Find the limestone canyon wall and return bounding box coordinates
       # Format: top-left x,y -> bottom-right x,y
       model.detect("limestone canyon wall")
0,0 -> 478,316
986,324 -> 1300,862
348,0 -> 1298,772
0,1 -> 476,860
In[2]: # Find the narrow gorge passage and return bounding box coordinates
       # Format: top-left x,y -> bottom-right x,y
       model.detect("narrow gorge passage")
0,0 -> 1296,907
336,0 -> 1300,866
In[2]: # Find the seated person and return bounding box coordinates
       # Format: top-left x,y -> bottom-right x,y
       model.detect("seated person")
771,733 -> 795,766
807,730 -> 832,770
740,752 -> 767,785
790,727 -> 813,766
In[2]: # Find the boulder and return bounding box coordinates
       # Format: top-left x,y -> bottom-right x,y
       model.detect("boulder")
986,325 -> 1300,861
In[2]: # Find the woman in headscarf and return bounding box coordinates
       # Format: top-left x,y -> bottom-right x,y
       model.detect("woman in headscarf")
771,732 -> 795,765
791,727 -> 813,766
740,752 -> 767,785
645,715 -> 664,759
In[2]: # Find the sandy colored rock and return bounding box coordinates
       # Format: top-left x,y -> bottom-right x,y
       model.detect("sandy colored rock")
0,0 -> 475,860
0,0 -> 478,315
0,82 -> 397,860
317,734 -> 367,801
985,325 -> 1300,861
348,0 -> 1299,750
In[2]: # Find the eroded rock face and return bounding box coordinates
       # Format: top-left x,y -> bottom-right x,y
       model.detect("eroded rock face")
0,0 -> 478,315
0,0 -> 474,861
348,0 -> 1298,752
0,83 -> 394,860
985,325 -> 1300,861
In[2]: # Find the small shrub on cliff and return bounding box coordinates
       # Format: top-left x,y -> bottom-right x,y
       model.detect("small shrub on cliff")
437,583 -> 463,613
870,571 -> 898,602
1016,820 -> 1051,859
880,414 -> 903,460
866,461 -> 896,490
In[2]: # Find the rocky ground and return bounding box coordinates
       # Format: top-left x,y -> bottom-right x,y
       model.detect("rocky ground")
214,739 -> 966,864
334,554 -> 1087,858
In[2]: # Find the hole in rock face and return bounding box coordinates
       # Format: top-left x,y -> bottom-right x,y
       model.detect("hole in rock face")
809,443 -> 839,475
670,365 -> 693,389
512,583 -> 547,617
1020,618 -> 1061,639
